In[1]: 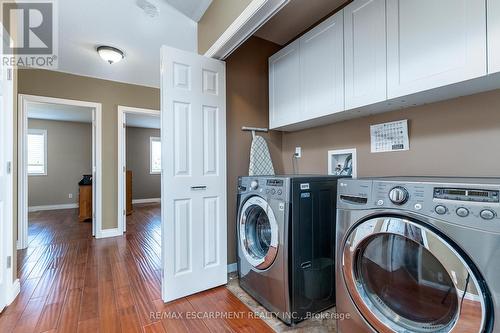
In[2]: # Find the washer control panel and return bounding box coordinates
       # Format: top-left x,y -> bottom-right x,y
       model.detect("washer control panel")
238,177 -> 287,201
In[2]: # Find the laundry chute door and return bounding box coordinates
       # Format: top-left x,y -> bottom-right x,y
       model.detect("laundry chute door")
161,46 -> 227,302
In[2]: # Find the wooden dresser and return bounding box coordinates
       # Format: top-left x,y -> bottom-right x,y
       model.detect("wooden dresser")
79,185 -> 92,222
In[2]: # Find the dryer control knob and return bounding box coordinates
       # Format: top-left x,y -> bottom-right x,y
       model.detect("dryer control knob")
250,180 -> 259,190
456,207 -> 470,218
389,187 -> 409,205
480,209 -> 495,220
435,205 -> 447,215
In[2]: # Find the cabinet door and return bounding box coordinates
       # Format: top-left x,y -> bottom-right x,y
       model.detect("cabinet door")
269,40 -> 301,129
387,0 -> 487,99
488,0 -> 500,73
344,0 -> 386,109
300,11 -> 344,120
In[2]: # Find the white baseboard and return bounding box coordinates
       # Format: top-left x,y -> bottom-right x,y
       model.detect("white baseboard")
7,279 -> 20,305
97,228 -> 123,239
227,262 -> 238,273
28,203 -> 79,212
132,198 -> 161,204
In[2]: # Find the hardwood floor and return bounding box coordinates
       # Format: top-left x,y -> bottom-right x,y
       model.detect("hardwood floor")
0,204 -> 273,333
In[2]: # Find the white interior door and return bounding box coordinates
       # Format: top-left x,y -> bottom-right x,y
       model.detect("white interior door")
161,46 -> 227,302
0,66 -> 14,312
0,73 -> 6,313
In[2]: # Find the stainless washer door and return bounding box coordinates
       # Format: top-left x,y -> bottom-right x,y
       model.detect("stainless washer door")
239,196 -> 279,270
342,216 -> 488,333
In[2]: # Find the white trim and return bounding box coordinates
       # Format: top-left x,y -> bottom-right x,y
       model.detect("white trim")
227,262 -> 238,273
117,105 -> 160,235
98,228 -> 122,239
26,128 -> 47,176
6,279 -> 20,305
28,203 -> 79,212
132,198 -> 161,204
203,0 -> 289,59
18,94 -> 103,248
149,136 -> 161,174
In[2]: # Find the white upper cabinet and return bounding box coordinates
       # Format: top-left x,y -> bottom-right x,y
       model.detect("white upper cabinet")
269,39 -> 301,128
488,0 -> 500,73
344,0 -> 387,109
387,0 -> 487,99
300,11 -> 344,120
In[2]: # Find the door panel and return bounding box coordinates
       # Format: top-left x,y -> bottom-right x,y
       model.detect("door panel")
488,0 -> 500,73
344,0 -> 387,109
300,11 -> 344,120
387,0 -> 487,98
269,40 -> 301,128
161,46 -> 227,302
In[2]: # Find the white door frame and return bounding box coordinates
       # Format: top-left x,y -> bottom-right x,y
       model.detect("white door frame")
17,94 -> 103,248
0,67 -> 19,310
117,105 -> 160,234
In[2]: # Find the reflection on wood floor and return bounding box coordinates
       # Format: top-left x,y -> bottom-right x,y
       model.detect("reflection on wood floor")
0,204 -> 273,333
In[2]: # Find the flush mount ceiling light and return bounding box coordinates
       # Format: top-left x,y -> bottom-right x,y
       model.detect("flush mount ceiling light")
97,46 -> 124,64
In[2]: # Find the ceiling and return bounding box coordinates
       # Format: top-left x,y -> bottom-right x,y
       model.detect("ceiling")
27,102 -> 93,123
164,0 -> 213,22
254,0 -> 349,45
56,0 -> 198,88
126,113 -> 161,129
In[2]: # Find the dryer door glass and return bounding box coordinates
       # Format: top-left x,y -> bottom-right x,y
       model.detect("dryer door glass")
239,196 -> 279,270
245,205 -> 271,259
343,217 -> 487,333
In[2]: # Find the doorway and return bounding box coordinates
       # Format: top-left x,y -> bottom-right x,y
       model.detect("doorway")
117,106 -> 161,234
17,94 -> 103,249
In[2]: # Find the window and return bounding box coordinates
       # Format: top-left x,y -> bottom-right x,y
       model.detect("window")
150,137 -> 161,174
27,129 -> 47,175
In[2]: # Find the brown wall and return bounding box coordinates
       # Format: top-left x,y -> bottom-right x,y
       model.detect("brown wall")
226,36 -> 283,263
18,69 -> 160,230
126,127 -> 161,200
281,90 -> 500,177
28,119 -> 92,206
198,0 -> 252,54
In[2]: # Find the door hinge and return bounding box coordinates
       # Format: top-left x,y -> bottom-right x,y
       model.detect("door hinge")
123,209 -> 126,216
7,161 -> 12,174
7,68 -> 12,81
6,256 -> 11,269
123,166 -> 126,172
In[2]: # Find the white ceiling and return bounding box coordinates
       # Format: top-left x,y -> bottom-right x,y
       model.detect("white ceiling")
164,0 -> 213,22
56,0 -> 198,88
254,0 -> 349,45
126,113 -> 161,129
27,102 -> 93,123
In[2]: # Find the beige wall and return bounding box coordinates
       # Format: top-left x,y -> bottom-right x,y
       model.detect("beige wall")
18,69 -> 160,229
281,90 -> 500,177
226,36 -> 283,263
27,119 -> 92,207
198,0 -> 253,54
126,127 -> 161,200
